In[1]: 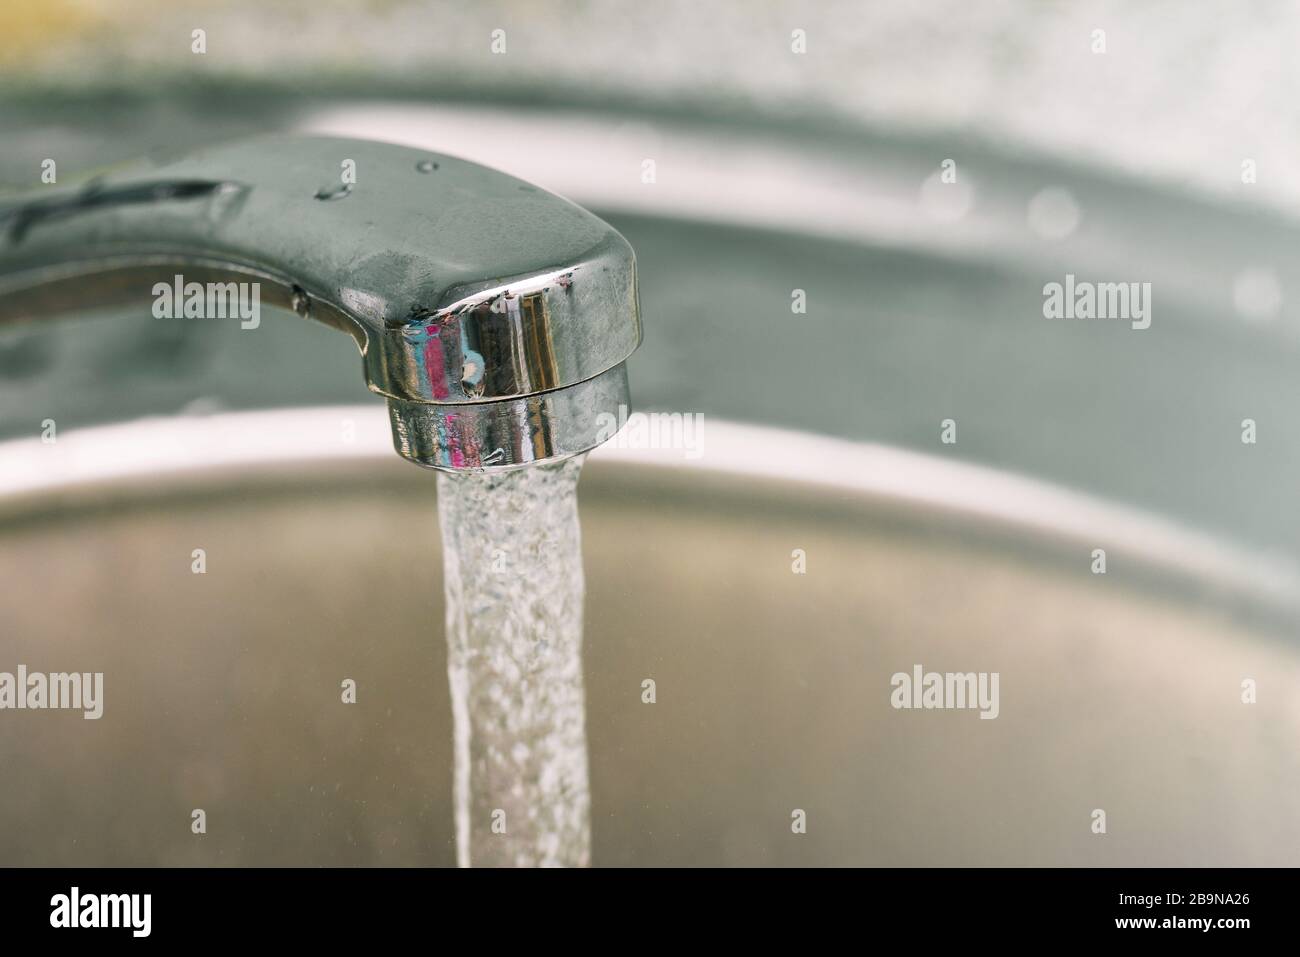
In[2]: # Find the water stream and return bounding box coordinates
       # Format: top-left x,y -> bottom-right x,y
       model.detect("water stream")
435,455 -> 591,867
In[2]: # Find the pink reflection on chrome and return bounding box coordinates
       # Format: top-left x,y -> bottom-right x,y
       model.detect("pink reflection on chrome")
421,323 -> 451,400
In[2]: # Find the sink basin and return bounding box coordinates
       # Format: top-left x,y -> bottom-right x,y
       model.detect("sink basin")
4,97 -> 1300,867
2,410 -> 1297,866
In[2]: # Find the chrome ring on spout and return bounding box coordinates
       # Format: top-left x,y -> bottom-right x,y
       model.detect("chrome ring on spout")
388,363 -> 630,471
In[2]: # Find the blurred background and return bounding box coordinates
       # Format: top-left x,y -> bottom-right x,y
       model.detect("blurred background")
3,1 -> 1300,866
2,0 -> 1298,205
3,0 -> 1300,560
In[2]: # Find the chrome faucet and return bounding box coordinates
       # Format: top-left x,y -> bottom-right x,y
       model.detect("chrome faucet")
0,135 -> 641,470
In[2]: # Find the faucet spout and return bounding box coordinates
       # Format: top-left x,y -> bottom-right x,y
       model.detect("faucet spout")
0,134 -> 642,470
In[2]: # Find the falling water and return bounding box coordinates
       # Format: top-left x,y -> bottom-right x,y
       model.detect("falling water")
435,455 -> 591,867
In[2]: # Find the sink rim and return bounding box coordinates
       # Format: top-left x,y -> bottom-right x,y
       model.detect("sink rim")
2,406 -> 1298,624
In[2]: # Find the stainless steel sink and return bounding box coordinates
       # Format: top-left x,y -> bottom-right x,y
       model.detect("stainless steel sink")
2,410 -> 1297,866
4,96 -> 1300,867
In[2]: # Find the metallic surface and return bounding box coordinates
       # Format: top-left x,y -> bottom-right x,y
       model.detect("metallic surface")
1,412 -> 1297,866
389,363 -> 629,470
0,134 -> 642,469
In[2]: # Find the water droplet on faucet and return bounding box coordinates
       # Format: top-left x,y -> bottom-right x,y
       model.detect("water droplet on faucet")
290,285 -> 311,318
314,183 -> 352,201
